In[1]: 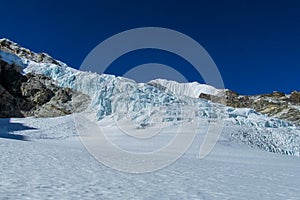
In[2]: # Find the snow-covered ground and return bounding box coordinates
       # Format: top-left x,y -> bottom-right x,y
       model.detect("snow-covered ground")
1,116 -> 300,199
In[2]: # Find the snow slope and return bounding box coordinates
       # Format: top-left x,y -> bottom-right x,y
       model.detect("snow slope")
1,116 -> 300,199
148,79 -> 225,98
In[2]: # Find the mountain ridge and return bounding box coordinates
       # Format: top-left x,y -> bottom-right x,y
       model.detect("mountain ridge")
1,38 -> 300,157
0,38 -> 299,126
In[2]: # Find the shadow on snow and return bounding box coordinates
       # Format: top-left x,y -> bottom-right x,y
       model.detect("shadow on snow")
0,118 -> 35,141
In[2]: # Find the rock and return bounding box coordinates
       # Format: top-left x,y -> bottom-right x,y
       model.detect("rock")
0,59 -> 90,118
147,82 -> 167,91
0,84 -> 23,117
51,89 -> 72,104
225,90 -> 239,98
198,92 -> 226,105
32,89 -> 55,105
21,75 -> 46,97
272,91 -> 286,97
0,61 -> 26,97
33,104 -> 71,118
289,91 -> 300,103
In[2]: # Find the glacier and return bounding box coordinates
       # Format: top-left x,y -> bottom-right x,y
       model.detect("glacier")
23,60 -> 291,127
10,54 -> 297,156
0,46 -> 299,155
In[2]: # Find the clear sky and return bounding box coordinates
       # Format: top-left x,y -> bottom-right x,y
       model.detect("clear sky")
1,0 -> 299,95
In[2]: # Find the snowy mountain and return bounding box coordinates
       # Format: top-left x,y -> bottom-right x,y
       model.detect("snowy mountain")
1,38 -> 299,156
1,38 -> 300,199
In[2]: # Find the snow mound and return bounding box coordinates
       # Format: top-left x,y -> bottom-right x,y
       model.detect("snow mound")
148,79 -> 225,98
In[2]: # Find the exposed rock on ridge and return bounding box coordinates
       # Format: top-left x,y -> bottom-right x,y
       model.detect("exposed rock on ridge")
0,59 -> 90,118
0,38 -> 63,66
199,90 -> 300,126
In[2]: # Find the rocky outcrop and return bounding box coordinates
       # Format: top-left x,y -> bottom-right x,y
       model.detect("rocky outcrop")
0,60 -> 90,118
0,38 -> 63,66
147,82 -> 167,92
289,91 -> 300,103
199,90 -> 300,126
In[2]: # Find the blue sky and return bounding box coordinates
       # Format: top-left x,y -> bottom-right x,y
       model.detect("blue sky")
1,0 -> 299,95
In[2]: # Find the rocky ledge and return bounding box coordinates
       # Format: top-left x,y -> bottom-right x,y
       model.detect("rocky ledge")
0,59 -> 90,118
0,38 -> 63,66
199,90 -> 300,126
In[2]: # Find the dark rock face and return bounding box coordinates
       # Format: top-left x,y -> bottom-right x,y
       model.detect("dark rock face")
199,90 -> 300,126
0,60 -> 26,97
0,84 -> 23,117
0,60 -> 90,118
0,60 -> 26,117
